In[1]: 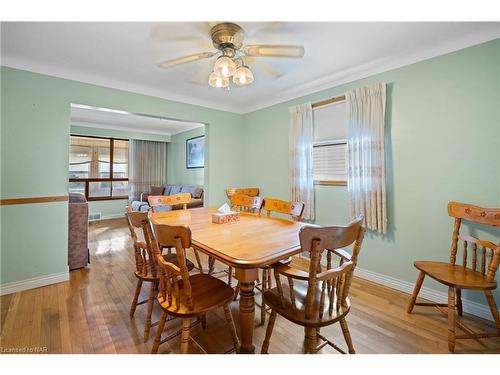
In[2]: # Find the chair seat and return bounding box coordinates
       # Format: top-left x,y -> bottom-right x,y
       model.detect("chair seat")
135,254 -> 195,280
158,274 -> 234,317
414,261 -> 497,290
263,281 -> 350,328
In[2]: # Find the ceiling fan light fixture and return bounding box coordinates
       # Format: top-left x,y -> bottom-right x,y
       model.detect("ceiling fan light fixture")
213,56 -> 237,78
232,65 -> 254,86
208,72 -> 229,88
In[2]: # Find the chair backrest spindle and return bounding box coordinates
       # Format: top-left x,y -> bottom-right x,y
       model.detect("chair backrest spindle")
126,211 -> 158,277
148,222 -> 195,311
447,202 -> 500,281
296,216 -> 365,320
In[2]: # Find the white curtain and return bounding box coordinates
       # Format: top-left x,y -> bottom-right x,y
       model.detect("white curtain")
346,82 -> 387,234
129,140 -> 167,201
289,103 -> 315,221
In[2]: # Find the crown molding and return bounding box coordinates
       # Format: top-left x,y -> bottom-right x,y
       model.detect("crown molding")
2,27 -> 499,115
239,28 -> 500,113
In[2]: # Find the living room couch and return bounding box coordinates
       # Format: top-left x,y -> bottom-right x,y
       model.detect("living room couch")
131,184 -> 204,212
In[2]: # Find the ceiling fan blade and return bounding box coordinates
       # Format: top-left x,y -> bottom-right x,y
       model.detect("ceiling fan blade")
243,45 -> 305,58
158,52 -> 217,69
252,61 -> 282,79
244,56 -> 282,78
190,63 -> 215,85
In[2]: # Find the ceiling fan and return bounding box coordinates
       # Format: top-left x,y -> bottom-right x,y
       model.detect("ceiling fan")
157,22 -> 305,89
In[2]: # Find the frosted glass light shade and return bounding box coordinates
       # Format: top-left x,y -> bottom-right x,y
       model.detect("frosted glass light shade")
232,66 -> 254,86
213,56 -> 237,78
208,72 -> 229,88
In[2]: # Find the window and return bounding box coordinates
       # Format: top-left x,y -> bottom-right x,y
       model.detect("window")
312,99 -> 347,186
69,135 -> 129,200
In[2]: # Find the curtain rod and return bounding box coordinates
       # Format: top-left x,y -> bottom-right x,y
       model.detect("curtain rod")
311,94 -> 346,109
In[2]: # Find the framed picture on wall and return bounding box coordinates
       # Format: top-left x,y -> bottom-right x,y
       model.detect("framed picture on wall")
186,135 -> 205,169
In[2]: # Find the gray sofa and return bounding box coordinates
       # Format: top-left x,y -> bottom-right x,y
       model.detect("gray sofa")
131,184 -> 204,212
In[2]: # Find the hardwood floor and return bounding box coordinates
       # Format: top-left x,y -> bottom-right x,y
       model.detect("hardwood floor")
1,218 -> 498,354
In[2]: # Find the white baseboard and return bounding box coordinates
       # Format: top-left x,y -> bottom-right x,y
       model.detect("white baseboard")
88,213 -> 125,222
355,267 -> 494,321
0,271 -> 69,296
100,213 -> 126,220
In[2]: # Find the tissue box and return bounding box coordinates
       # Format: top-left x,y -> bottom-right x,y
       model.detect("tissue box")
212,211 -> 240,224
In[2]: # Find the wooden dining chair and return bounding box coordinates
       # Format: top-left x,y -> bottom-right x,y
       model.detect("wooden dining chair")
255,197 -> 305,324
230,193 -> 263,214
146,222 -> 240,354
263,197 -> 305,221
148,192 -> 192,212
147,193 -> 204,273
125,210 -> 195,342
407,201 -> 500,352
261,216 -> 365,354
225,187 -> 260,200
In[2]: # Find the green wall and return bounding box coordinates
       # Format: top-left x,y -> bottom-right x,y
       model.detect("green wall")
167,127 -> 205,187
242,39 -> 500,306
1,67 -> 244,285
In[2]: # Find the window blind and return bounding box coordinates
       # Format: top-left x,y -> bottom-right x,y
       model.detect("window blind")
312,100 -> 347,182
313,142 -> 346,181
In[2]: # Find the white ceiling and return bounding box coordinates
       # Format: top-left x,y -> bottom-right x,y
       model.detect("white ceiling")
71,104 -> 204,135
2,22 -> 499,113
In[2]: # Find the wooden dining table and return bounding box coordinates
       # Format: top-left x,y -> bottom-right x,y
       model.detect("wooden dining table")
149,206 -> 306,353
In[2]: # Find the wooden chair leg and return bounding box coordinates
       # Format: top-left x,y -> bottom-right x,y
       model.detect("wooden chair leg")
339,318 -> 355,354
233,282 -> 240,301
201,314 -> 207,330
407,271 -> 425,313
193,250 -> 203,274
130,278 -> 143,317
208,256 -> 215,274
484,290 -> 500,330
180,318 -> 191,354
223,304 -> 240,353
304,327 -> 318,354
456,288 -> 463,316
151,310 -> 168,354
261,310 -> 277,354
447,287 -> 456,352
228,266 -> 233,287
144,281 -> 157,342
260,269 -> 267,325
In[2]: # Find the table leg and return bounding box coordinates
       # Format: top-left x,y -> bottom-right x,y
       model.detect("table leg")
235,268 -> 258,354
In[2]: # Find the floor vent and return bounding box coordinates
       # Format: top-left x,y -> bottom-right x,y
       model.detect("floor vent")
88,213 -> 102,221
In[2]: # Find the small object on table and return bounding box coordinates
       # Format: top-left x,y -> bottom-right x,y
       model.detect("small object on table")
212,204 -> 241,224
